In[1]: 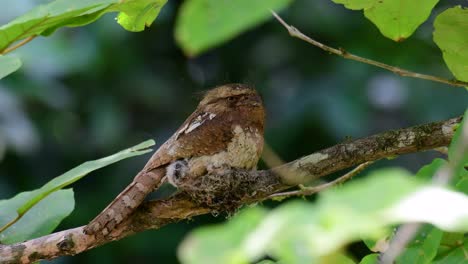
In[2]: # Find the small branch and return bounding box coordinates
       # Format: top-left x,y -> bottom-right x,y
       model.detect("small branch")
0,36 -> 36,55
268,161 -> 373,199
0,116 -> 461,263
271,12 -> 468,88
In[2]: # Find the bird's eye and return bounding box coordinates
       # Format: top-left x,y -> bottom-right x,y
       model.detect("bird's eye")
227,96 -> 235,101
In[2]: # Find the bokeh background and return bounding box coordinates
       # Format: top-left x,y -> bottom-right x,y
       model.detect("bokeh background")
1,0 -> 467,263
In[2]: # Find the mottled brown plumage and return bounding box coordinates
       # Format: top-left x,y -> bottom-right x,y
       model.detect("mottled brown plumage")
84,84 -> 265,236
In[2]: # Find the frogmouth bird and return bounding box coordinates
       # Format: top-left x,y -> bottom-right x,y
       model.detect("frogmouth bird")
84,83 -> 265,236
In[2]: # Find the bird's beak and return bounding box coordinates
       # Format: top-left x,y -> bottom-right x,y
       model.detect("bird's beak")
250,94 -> 262,106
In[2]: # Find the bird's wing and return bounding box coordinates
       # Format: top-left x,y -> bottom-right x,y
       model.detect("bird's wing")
142,108 -> 233,172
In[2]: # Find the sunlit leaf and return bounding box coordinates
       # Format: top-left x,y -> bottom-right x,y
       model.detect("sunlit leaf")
434,7 -> 468,82
0,0 -> 168,51
332,0 -> 439,41
117,0 -> 167,32
385,187 -> 468,232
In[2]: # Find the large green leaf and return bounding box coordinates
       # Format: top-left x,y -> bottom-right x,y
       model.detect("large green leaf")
0,0 -> 168,51
332,0 -> 439,41
175,0 -> 293,56
0,189 -> 74,244
0,54 -> 22,79
0,139 -> 154,243
434,7 -> 468,82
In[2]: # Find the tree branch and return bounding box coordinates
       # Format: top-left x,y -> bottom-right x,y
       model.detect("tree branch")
271,12 -> 468,88
267,161 -> 374,200
0,116 -> 461,263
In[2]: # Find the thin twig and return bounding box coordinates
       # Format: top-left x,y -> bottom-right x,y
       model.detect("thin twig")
0,35 -> 36,55
268,161 -> 373,199
271,11 -> 468,88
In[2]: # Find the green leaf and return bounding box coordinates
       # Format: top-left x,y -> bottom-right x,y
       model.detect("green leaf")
320,168 -> 419,212
455,176 -> 468,195
332,0 -> 439,41
179,169 -> 468,263
0,0 -> 113,51
0,54 -> 22,79
436,232 -> 465,258
433,237 -> 468,264
256,261 -> 277,264
396,225 -> 443,264
359,254 -> 379,264
117,0 -> 167,32
385,186 -> 468,232
0,189 -> 74,244
321,252 -> 356,264
447,110 -> 468,195
414,158 -> 447,182
0,0 -> 168,51
178,207 -> 268,264
433,6 -> 468,82
175,0 -> 293,56
0,139 -> 154,241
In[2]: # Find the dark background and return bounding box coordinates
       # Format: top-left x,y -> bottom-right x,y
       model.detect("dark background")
1,0 -> 467,263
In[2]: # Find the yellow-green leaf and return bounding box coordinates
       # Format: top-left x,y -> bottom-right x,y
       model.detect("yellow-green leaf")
433,6 -> 468,82
332,0 -> 439,41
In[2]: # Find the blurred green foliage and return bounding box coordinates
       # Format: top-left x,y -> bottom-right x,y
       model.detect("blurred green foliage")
175,0 -> 292,55
0,0 -> 467,263
0,139 -> 153,243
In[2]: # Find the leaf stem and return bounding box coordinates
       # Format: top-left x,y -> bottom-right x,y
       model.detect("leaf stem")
271,11 -> 468,88
0,35 -> 36,55
0,214 -> 22,233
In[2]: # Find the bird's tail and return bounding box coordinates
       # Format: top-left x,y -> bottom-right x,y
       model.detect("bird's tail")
83,167 -> 165,235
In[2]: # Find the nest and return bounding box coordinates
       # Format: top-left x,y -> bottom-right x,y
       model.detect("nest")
175,168 -> 273,212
